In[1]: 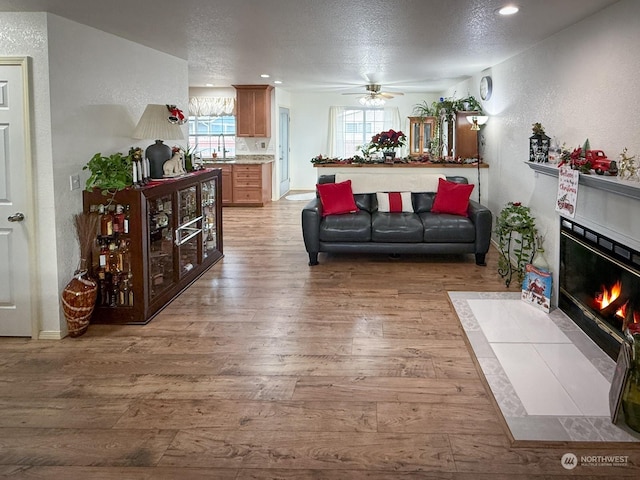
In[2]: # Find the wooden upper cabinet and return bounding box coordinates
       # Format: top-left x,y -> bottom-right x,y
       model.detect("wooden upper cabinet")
455,111 -> 479,160
233,85 -> 273,137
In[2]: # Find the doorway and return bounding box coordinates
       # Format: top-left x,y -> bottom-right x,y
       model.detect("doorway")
278,107 -> 290,196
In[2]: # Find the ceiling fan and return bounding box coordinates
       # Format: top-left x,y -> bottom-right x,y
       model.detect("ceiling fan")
342,84 -> 404,106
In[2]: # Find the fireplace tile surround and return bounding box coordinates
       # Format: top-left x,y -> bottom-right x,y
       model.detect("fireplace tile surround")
449,291 -> 640,443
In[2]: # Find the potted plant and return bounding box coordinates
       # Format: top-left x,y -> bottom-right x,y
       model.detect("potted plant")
495,202 -> 537,287
83,151 -> 134,193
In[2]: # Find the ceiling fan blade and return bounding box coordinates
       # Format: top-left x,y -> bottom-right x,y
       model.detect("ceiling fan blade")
379,91 -> 404,97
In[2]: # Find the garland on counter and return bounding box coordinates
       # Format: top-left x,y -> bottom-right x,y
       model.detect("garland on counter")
310,154 -> 480,165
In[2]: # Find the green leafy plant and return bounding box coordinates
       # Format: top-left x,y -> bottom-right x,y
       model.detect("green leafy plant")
413,94 -> 484,121
83,152 -> 133,193
495,202 -> 537,287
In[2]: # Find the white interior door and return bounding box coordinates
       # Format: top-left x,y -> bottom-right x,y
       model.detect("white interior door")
278,107 -> 290,196
0,58 -> 35,337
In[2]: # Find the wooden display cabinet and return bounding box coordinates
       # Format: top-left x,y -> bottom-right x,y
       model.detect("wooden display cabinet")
233,85 -> 273,137
82,169 -> 223,324
408,116 -> 437,157
455,111 -> 480,160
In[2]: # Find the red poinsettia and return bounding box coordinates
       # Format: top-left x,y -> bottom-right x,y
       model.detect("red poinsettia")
370,129 -> 406,151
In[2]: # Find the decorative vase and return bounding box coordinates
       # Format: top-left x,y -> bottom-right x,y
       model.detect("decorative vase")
622,334 -> 640,433
61,260 -> 97,337
146,140 -> 172,179
383,150 -> 395,164
531,248 -> 550,271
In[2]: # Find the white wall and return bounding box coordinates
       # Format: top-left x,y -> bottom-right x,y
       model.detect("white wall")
447,0 -> 640,294
0,12 -> 188,337
288,92 -> 440,190
46,14 -> 188,336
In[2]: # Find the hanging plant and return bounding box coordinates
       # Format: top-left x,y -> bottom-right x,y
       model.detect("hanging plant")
495,202 -> 538,287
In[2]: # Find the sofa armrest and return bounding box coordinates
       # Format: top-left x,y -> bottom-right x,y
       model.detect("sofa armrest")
302,198 -> 322,254
468,200 -> 492,254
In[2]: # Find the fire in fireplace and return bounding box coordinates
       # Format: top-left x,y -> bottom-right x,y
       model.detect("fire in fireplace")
559,218 -> 640,359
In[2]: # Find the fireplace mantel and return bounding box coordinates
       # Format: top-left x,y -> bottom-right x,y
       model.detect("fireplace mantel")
526,162 -> 640,200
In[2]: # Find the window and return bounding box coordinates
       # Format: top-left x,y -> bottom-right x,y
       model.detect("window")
188,115 -> 236,159
342,108 -> 385,157
329,107 -> 401,158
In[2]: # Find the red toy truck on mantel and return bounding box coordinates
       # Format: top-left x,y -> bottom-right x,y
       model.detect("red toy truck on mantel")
568,148 -> 618,175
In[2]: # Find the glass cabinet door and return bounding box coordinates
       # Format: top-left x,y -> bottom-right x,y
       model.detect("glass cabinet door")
408,116 -> 436,157
148,194 -> 174,299
201,178 -> 218,258
176,186 -> 201,276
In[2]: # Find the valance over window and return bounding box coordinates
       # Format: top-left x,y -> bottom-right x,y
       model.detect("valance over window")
188,97 -> 236,116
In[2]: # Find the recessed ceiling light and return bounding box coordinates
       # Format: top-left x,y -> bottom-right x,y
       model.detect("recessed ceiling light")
260,74 -> 270,78
205,83 -> 214,87
274,80 -> 283,84
498,5 -> 519,15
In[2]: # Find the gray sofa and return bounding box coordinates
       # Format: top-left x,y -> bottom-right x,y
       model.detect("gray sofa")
302,174 -> 492,266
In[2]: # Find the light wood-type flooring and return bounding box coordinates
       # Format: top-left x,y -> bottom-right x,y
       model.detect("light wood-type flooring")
1,196 -> 639,479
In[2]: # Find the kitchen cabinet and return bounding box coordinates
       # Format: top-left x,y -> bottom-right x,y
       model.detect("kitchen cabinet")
207,162 -> 273,206
233,85 -> 273,137
82,169 -> 223,324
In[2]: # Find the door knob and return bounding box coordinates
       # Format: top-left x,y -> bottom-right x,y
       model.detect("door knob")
7,212 -> 25,222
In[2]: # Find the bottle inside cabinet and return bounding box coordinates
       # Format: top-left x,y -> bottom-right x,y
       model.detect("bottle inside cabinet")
87,203 -> 135,308
202,179 -> 218,257
148,194 -> 174,299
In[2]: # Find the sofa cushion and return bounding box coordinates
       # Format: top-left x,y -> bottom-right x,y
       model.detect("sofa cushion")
354,193 -> 374,212
371,212 -> 424,243
420,212 -> 476,243
431,178 -> 474,217
412,192 -> 436,213
316,180 -> 359,217
320,210 -> 371,242
376,192 -> 414,213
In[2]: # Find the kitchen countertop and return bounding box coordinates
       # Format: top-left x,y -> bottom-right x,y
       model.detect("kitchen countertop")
204,154 -> 274,165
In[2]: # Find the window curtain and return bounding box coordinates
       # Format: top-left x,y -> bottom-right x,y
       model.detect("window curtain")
328,106 -> 403,157
188,97 -> 236,116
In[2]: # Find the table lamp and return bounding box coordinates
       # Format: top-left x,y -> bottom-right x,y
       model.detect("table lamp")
133,104 -> 185,179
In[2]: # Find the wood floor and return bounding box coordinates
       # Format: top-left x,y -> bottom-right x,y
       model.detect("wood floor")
1,196 -> 639,479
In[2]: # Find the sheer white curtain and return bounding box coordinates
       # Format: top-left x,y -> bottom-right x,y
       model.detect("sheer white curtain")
328,106 -> 403,158
188,97 -> 236,116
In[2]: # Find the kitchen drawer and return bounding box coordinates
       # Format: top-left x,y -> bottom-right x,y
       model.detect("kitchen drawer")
233,187 -> 263,203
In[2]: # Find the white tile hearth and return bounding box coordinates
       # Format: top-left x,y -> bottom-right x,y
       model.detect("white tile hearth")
448,291 -> 640,443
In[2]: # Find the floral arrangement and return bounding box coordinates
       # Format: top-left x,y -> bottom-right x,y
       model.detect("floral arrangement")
369,129 -> 406,152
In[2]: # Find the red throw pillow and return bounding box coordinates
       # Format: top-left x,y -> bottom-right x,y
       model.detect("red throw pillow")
431,178 -> 474,217
316,180 -> 359,217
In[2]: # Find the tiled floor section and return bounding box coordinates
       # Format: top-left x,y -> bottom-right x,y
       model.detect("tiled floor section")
448,291 -> 640,442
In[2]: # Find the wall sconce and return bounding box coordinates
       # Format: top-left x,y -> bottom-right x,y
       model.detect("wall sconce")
467,115 -> 489,131
133,104 -> 185,179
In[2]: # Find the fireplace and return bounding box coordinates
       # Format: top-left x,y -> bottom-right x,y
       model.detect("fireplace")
559,218 -> 640,360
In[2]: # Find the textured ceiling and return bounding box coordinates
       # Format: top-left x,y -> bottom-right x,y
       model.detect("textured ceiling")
0,0 -> 620,93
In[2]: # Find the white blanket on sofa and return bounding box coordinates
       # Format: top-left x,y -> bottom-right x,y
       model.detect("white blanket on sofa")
335,172 -> 446,194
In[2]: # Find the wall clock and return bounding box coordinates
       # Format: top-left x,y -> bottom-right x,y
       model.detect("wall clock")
480,75 -> 493,101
